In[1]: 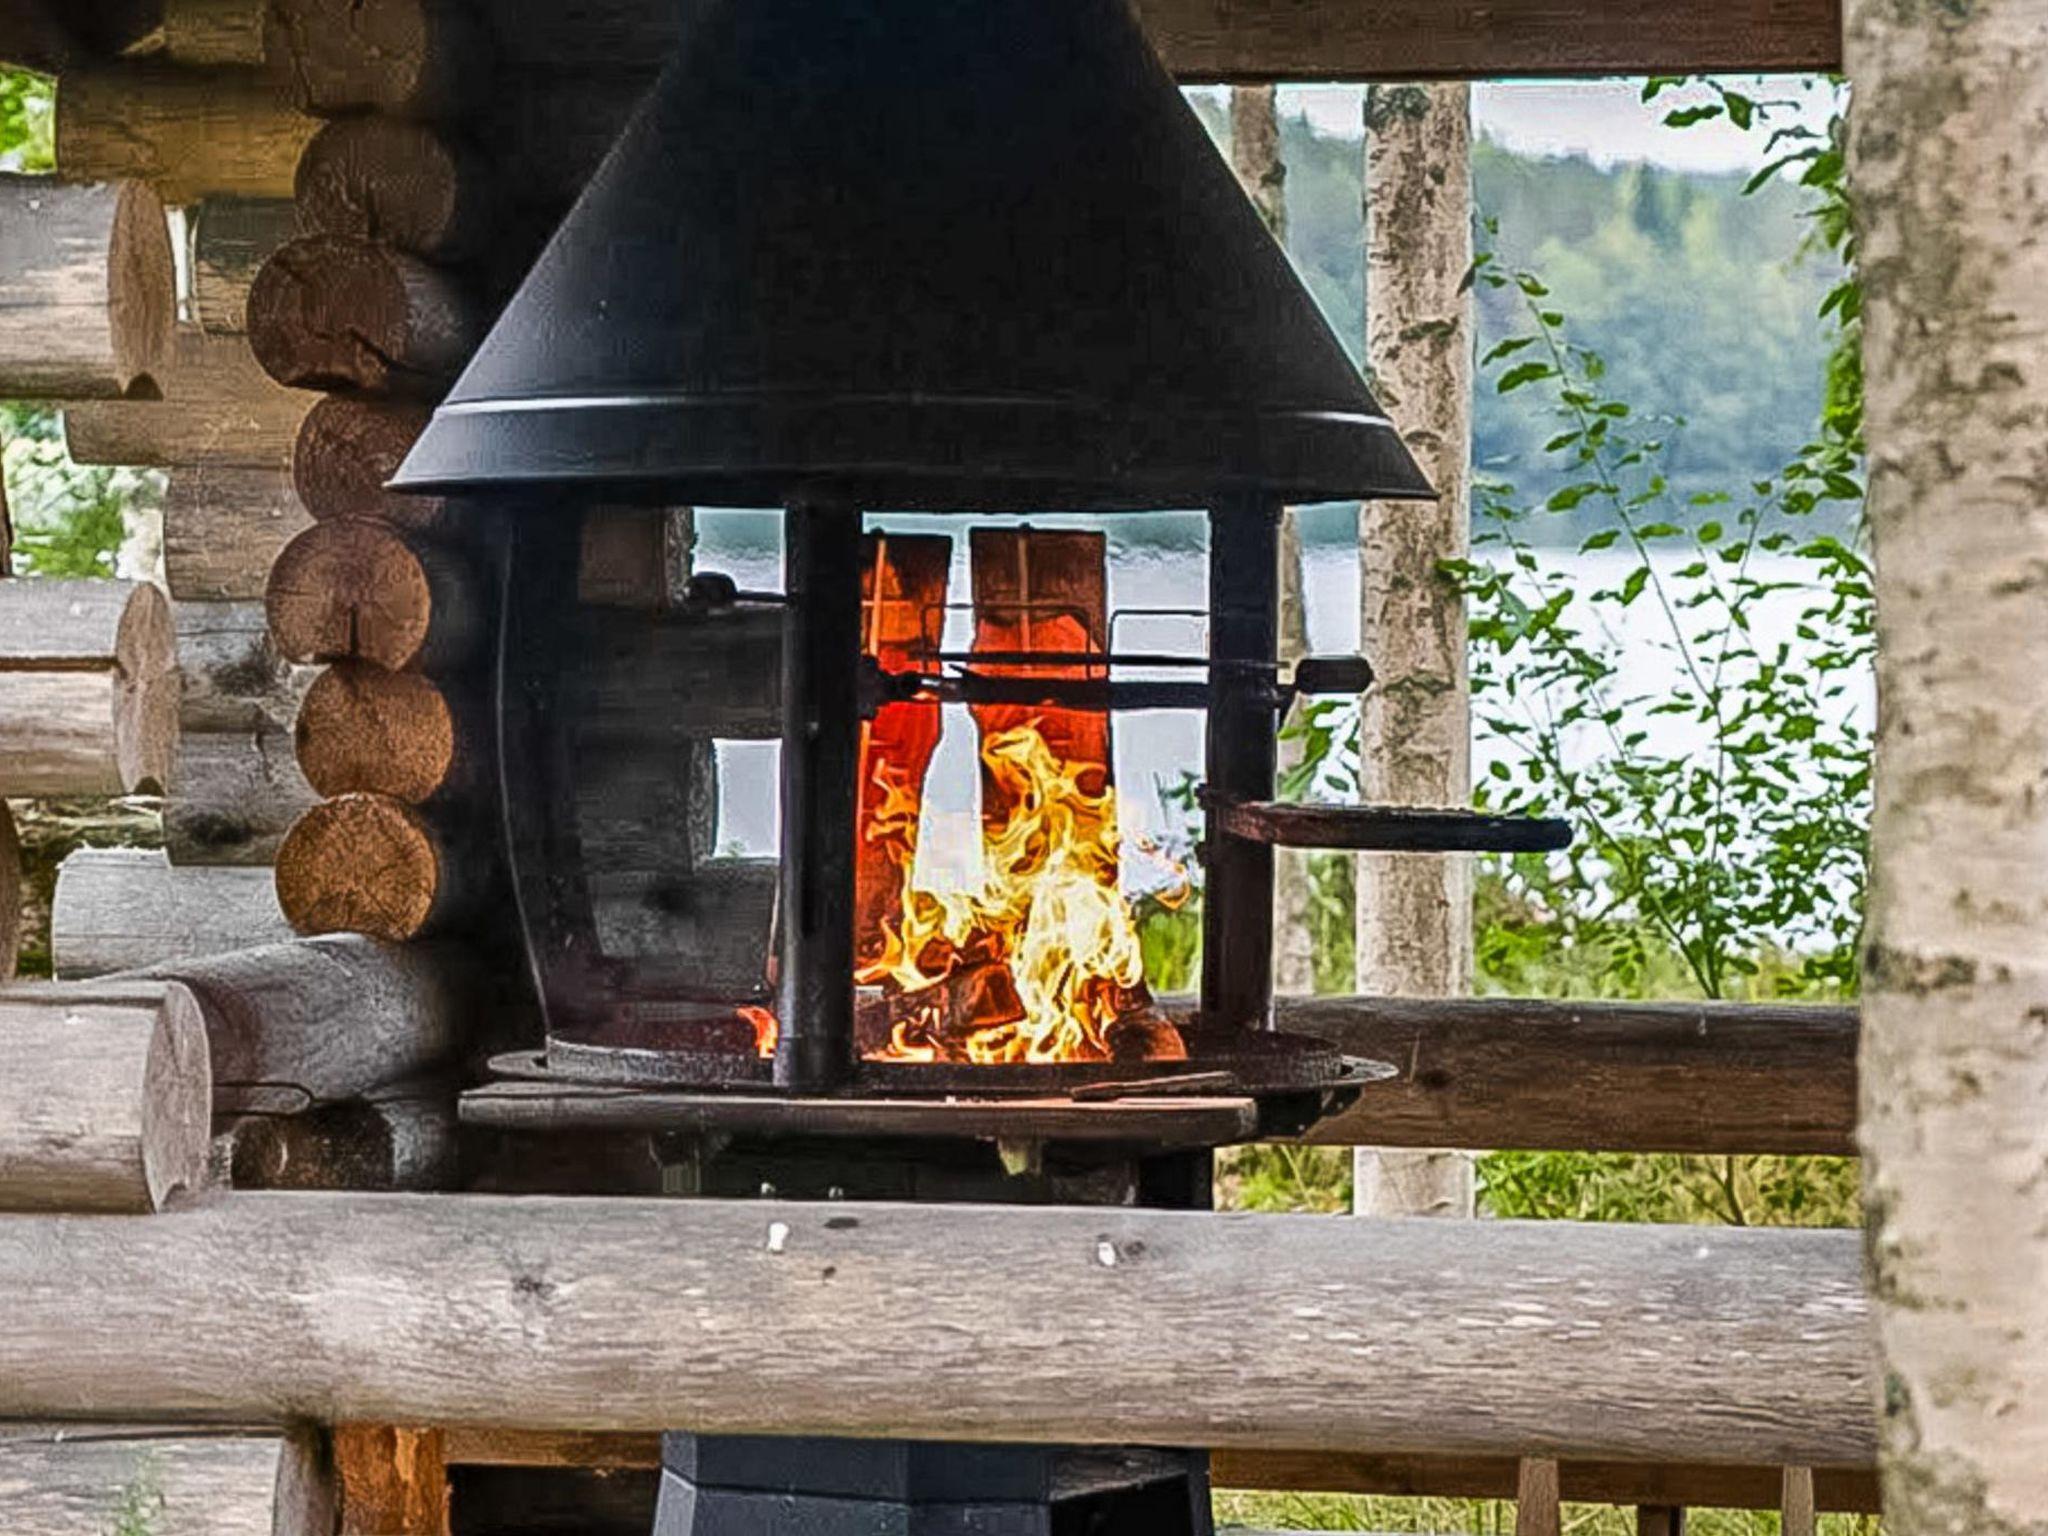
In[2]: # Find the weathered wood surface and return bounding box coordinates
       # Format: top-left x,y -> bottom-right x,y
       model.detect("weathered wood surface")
0,578 -> 178,796
0,175 -> 174,400
65,327 -> 314,470
0,799 -> 19,979
265,0 -> 488,120
175,599 -> 310,735
56,63 -> 320,204
52,847 -> 291,978
1781,1466 -> 1815,1536
153,934 -> 468,1104
220,1090 -> 459,1190
296,663 -> 475,804
266,519 -> 483,672
247,236 -> 482,396
165,723 -> 318,865
1516,1457 -> 1561,1536
472,0 -> 1841,79
0,982 -> 210,1213
0,1422 -> 336,1536
0,1196 -> 1874,1465
162,0 -> 269,64
191,197 -> 300,335
1276,995 -> 1860,1156
274,793 -> 476,942
294,117 -> 501,264
163,464 -> 314,601
333,1423 -> 449,1534
292,396 -> 448,528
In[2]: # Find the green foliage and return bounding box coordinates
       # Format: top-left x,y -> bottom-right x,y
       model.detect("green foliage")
2,405 -> 160,577
1,67 -> 54,171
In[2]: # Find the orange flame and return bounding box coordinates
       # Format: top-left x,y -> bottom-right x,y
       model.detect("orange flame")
860,721 -> 1154,1064
741,1005 -> 778,1060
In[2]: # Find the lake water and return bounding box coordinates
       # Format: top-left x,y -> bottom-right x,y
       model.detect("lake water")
694,512 -> 1869,887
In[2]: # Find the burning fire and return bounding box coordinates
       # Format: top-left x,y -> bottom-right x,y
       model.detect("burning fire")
860,722 -> 1160,1064
741,1005 -> 779,1060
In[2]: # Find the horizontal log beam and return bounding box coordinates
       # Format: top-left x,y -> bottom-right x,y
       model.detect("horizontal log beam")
51,847 -> 291,978
0,1422 -> 336,1536
1274,995 -> 1859,1156
0,1195 -> 1874,1467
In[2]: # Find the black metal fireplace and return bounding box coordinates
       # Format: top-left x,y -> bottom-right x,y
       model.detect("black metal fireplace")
392,0 -> 1565,1528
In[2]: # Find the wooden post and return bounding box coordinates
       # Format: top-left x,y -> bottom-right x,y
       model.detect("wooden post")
0,800 -> 19,980
1780,1467 -> 1815,1536
0,176 -> 175,400
0,578 -> 179,797
1637,1506 -> 1685,1536
1353,81 -> 1477,1220
0,1423 -> 336,1536
0,982 -> 211,1213
1849,0 -> 2048,1528
1515,1456 -> 1561,1536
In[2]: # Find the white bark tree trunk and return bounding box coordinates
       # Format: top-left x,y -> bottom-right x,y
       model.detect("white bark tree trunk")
1229,84 -> 1318,995
1353,82 -> 1476,1219
1850,3 -> 2048,1530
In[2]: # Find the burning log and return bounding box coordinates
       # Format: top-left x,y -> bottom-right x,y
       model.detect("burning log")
247,236 -> 483,396
294,117 -> 503,263
55,63 -> 320,204
190,197 -> 300,335
64,328 -> 315,470
0,176 -> 175,401
0,1423 -> 336,1536
265,518 -> 484,672
295,663 -> 478,805
274,792 -> 480,941
0,578 -> 178,797
162,463 -> 314,601
0,981 -> 211,1214
292,395 -> 456,530
263,0 -> 489,121
51,848 -> 291,979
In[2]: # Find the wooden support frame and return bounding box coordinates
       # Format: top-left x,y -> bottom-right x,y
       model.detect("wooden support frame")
0,1194 -> 1873,1466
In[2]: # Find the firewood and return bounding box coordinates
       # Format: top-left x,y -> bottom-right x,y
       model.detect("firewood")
0,1422 -> 336,1536
190,196 -> 299,335
162,463 -> 314,600
51,847 -> 291,979
0,981 -> 210,1213
264,0 -> 489,120
56,62 -> 320,204
218,1090 -> 458,1191
0,176 -> 174,400
0,578 -> 178,796
294,117 -> 502,263
295,663 -> 476,804
275,792 -> 477,941
162,0 -> 268,64
248,235 -> 482,396
292,395 -> 459,531
0,801 -> 19,980
265,518 -> 483,671
175,599 -> 315,735
165,724 -> 320,865
64,326 -> 315,469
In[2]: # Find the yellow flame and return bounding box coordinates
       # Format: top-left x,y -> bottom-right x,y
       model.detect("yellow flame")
860,722 -> 1148,1063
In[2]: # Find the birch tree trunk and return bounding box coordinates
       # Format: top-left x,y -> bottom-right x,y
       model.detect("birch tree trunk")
1850,3 -> 2048,1530
1353,82 -> 1476,1218
1230,86 -> 1317,995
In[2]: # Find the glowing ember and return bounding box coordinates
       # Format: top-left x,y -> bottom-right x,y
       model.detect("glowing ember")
741,1005 -> 779,1060
860,721 -> 1169,1064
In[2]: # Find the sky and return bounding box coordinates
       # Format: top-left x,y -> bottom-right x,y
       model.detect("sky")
1222,77 -> 1841,175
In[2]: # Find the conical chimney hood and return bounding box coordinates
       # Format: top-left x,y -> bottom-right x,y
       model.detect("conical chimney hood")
393,0 -> 1431,510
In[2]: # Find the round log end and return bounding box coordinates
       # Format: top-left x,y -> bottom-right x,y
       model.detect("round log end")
247,235 -> 475,395
294,116 -> 496,262
296,663 -> 460,803
114,581 -> 180,793
264,0 -> 484,119
109,181 -> 176,395
143,981 -> 215,1210
276,793 -> 447,941
0,802 -> 19,979
266,519 -> 436,670
292,394 -> 449,528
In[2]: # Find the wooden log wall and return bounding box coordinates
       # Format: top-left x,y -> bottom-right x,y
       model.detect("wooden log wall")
0,1422 -> 337,1536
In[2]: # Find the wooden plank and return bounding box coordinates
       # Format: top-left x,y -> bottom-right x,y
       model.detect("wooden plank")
474,0 -> 1842,80
1516,1457 -> 1561,1536
1213,1449 -> 1880,1514
0,1422 -> 335,1536
1215,799 -> 1569,853
0,1196 -> 1874,1466
1274,995 -> 1859,1155
1782,1466 -> 1815,1536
